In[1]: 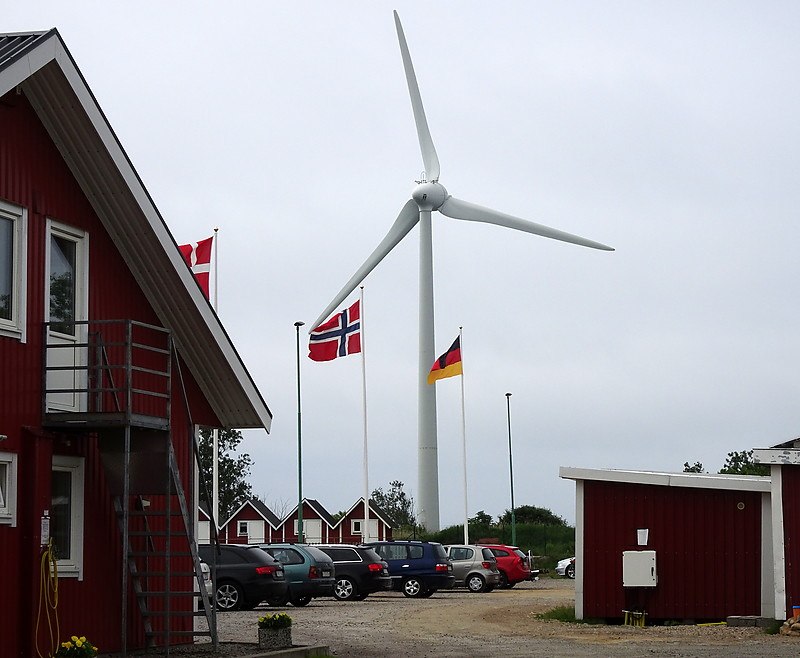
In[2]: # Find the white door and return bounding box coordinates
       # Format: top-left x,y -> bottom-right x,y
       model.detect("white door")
45,220 -> 89,412
304,519 -> 322,543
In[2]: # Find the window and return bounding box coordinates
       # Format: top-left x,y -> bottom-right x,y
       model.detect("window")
0,199 -> 28,341
238,520 -> 249,537
0,451 -> 18,526
351,519 -> 362,535
51,455 -> 85,579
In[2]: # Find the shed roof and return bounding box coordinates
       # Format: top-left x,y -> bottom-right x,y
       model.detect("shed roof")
559,466 -> 770,492
0,29 -> 271,430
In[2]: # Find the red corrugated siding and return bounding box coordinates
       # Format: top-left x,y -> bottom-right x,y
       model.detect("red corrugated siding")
583,480 -> 762,621
782,466 -> 800,617
1,90 -> 219,656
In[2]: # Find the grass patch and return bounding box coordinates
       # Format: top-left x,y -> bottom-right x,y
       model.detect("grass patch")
535,605 -> 605,625
763,620 -> 783,635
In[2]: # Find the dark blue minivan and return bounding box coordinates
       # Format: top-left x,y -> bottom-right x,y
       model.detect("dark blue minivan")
365,540 -> 455,598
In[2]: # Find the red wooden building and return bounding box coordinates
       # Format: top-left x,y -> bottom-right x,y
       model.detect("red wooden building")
0,29 -> 272,656
277,498 -> 338,544
560,467 -> 773,622
330,497 -> 395,544
754,440 -> 800,620
218,498 -> 282,544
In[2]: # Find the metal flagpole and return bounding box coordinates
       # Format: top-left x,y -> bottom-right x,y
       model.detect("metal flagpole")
295,321 -> 305,542
459,327 -> 469,545
212,227 -> 220,530
360,287 -> 370,542
506,392 -> 516,547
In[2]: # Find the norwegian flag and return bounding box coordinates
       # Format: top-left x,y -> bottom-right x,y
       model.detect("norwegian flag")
309,300 -> 361,362
178,236 -> 213,299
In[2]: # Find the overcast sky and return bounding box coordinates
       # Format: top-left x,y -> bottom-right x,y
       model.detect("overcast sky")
8,2 -> 800,529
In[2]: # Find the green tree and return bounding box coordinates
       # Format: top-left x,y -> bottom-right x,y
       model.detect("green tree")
683,461 -> 704,473
198,427 -> 253,522
372,480 -> 416,528
719,450 -> 769,476
469,510 -> 494,526
499,505 -> 567,526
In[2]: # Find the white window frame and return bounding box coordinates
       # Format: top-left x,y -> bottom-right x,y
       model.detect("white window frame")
351,519 -> 362,535
0,451 -> 18,526
238,520 -> 249,537
0,199 -> 28,341
51,455 -> 85,580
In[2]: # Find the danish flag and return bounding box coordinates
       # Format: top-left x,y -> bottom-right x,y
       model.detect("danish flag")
178,236 -> 213,299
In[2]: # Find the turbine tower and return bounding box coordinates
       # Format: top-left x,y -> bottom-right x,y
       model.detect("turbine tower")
312,12 -> 614,531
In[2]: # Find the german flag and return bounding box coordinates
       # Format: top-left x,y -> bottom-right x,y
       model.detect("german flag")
427,337 -> 463,384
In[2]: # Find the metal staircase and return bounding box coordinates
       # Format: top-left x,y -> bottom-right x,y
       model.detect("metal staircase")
112,439 -> 217,654
43,319 -> 219,656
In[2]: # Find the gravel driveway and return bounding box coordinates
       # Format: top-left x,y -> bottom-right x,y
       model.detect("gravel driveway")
211,579 -> 800,657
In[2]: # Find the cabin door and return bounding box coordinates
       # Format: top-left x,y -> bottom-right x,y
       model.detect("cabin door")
45,220 -> 89,412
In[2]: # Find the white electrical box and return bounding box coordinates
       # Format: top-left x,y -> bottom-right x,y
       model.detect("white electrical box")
622,550 -> 657,587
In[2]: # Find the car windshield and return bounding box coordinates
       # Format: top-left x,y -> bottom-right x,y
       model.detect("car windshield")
513,549 -> 528,560
433,544 -> 448,560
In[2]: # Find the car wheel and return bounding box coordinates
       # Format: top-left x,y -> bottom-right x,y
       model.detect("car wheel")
498,571 -> 510,589
402,578 -> 425,598
290,596 -> 312,607
266,595 -> 289,607
419,588 -> 436,598
565,563 -> 575,579
334,577 -> 358,601
215,581 -> 243,611
467,574 -> 487,593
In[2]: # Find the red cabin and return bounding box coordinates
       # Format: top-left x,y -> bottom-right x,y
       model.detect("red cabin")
0,29 -> 272,656
560,467 -> 773,623
330,497 -> 395,544
219,498 -> 282,545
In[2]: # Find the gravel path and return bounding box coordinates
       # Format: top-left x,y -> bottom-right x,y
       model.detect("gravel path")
209,579 -> 800,657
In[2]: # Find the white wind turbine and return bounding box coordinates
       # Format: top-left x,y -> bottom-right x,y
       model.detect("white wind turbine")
312,11 -> 614,531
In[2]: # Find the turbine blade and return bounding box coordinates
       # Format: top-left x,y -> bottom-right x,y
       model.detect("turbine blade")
310,199 -> 420,330
394,11 -> 441,181
439,196 -> 614,251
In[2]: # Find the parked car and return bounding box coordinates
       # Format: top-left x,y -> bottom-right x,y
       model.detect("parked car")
365,540 -> 455,598
198,543 -> 286,611
556,556 -> 576,579
479,544 -> 532,588
258,543 -> 336,606
316,544 -> 392,601
445,544 -> 502,593
200,559 -> 213,599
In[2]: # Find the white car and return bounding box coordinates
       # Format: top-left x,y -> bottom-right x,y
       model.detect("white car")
555,557 -> 575,579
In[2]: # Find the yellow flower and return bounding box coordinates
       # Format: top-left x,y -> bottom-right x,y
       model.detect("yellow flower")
79,636 -> 86,642
76,639 -> 84,647
72,635 -> 79,642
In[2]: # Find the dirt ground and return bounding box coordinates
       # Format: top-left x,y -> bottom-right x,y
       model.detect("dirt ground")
207,578 -> 800,657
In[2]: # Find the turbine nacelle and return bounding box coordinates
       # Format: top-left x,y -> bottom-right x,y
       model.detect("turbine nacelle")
412,182 -> 448,211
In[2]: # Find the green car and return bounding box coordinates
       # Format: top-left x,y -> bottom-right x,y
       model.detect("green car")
259,543 -> 336,606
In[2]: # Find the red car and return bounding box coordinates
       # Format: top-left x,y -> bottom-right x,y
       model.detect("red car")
479,544 -> 531,588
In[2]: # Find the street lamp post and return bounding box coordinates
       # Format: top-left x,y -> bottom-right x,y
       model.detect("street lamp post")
505,392 -> 516,546
295,321 -> 305,542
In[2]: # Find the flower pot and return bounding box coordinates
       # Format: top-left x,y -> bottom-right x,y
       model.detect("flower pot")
258,626 -> 292,650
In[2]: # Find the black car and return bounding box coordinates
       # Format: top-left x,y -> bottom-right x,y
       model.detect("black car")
316,544 -> 392,601
365,540 -> 455,598
198,543 -> 287,611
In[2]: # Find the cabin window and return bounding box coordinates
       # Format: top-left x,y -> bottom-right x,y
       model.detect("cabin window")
51,455 -> 85,579
0,451 -> 18,526
238,520 -> 249,537
351,519 -> 362,535
0,199 -> 28,341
